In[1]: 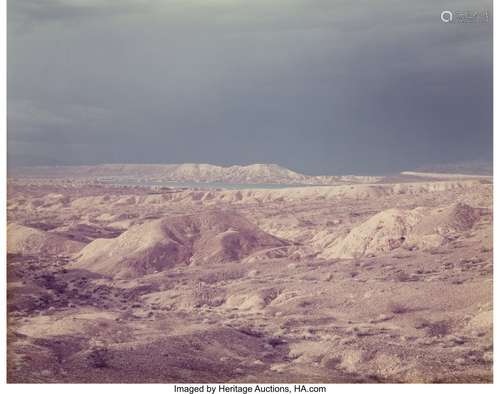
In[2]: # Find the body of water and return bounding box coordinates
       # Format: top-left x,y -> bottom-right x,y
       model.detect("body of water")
97,178 -> 316,190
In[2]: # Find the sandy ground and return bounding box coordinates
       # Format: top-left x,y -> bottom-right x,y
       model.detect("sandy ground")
6,178 -> 493,383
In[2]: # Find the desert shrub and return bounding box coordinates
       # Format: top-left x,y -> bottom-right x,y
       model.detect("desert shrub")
324,273 -> 334,282
87,346 -> 111,368
393,253 -> 412,259
260,287 -> 280,305
428,248 -> 450,255
414,319 -> 451,337
461,257 -> 484,265
425,320 -> 451,337
267,337 -> 286,347
387,302 -> 410,314
321,355 -> 342,369
192,282 -> 225,307
198,269 -> 244,284
394,271 -> 416,282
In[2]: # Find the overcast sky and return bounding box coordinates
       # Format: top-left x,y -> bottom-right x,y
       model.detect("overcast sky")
8,0 -> 493,175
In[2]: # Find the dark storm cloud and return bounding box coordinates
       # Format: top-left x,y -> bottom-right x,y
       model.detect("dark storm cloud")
9,0 -> 154,26
7,0 -> 492,174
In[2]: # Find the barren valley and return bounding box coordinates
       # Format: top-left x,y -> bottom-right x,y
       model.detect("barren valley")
6,169 -> 493,383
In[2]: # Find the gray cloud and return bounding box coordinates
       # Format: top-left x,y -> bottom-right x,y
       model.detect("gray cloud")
8,0 -> 492,174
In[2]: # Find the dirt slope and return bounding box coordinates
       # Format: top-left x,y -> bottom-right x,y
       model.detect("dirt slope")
73,210 -> 287,278
7,223 -> 85,255
321,203 -> 481,259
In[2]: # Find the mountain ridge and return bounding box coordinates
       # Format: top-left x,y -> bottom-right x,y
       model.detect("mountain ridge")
9,163 -> 382,185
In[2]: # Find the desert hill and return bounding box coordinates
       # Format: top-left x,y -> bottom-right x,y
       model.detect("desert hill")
72,210 -> 287,278
7,223 -> 85,255
320,203 -> 482,259
6,178 -> 493,383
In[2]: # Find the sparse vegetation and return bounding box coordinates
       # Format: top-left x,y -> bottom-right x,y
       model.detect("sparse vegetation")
387,302 -> 410,314
414,319 -> 451,337
6,176 -> 493,383
394,271 -> 413,282
87,347 -> 111,368
198,269 -> 245,284
192,282 -> 226,307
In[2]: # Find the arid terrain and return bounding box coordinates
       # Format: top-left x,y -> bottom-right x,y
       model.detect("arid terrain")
6,168 -> 493,383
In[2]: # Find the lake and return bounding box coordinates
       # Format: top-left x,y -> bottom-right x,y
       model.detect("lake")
97,178 -> 315,190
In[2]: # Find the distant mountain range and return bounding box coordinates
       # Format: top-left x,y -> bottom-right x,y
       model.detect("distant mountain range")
8,163 -> 382,185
